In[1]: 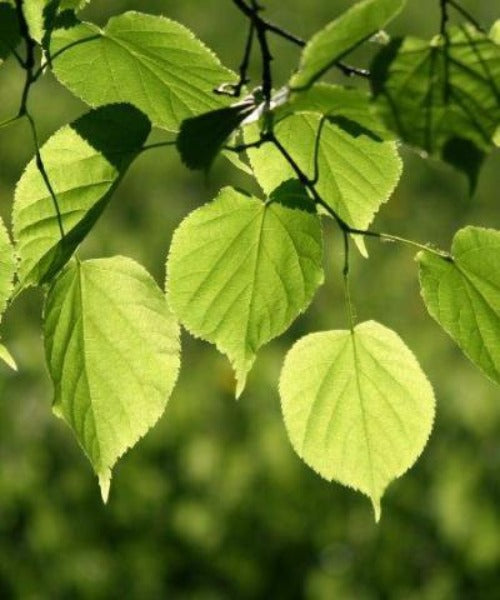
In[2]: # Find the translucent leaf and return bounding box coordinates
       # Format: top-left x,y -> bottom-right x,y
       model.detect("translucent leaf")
50,11 -> 237,132
13,104 -> 150,291
245,107 -> 402,230
177,99 -> 257,170
0,2 -> 20,65
418,226 -> 500,386
166,183 -> 324,397
0,343 -> 16,371
280,320 -> 435,520
290,0 -> 406,89
23,0 -> 91,45
372,25 -> 500,189
43,256 -> 181,501
220,149 -> 253,176
274,83 -> 396,141
0,216 -> 16,318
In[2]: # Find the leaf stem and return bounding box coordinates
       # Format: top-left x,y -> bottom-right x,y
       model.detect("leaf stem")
0,114 -> 23,131
342,231 -> 356,332
141,140 -> 177,152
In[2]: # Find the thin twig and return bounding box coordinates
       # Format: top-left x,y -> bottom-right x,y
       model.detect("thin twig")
26,112 -> 65,238
215,21 -> 255,97
342,231 -> 355,331
440,0 -> 449,35
448,0 -> 486,33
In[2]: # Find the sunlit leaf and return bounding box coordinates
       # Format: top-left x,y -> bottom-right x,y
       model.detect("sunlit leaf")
50,11 -> 237,132
419,226 -> 500,385
290,0 -> 406,89
43,256 -> 181,501
167,183 -> 324,397
13,104 -> 150,291
0,216 -> 16,318
280,320 -> 435,520
245,99 -> 402,230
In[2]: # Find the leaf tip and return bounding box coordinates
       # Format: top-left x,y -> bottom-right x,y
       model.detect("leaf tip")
98,471 -> 111,504
371,497 -> 382,523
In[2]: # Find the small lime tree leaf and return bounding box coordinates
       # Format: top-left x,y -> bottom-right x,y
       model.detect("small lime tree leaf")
166,183 -> 324,397
50,11 -> 237,132
418,226 -> 500,385
0,2 -> 20,65
177,99 -> 257,170
0,216 -> 16,318
13,103 -> 150,291
280,320 -> 435,521
290,0 -> 406,89
43,256 -> 181,501
0,343 -> 17,371
372,25 -> 500,186
245,107 -> 402,230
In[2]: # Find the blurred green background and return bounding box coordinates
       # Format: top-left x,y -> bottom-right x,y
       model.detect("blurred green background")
0,1 -> 499,598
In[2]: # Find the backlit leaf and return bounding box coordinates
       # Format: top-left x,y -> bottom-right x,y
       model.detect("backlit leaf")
418,226 -> 500,385
290,0 -> 406,89
43,256 -> 181,500
167,183 -> 324,397
280,320 -> 435,520
13,104 -> 150,291
50,11 -> 237,131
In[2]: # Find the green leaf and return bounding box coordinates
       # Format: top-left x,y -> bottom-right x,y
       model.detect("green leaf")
50,11 -> 237,132
23,0 -> 90,46
372,25 -> 500,188
245,103 -> 402,230
275,83 -> 396,141
280,320 -> 435,520
167,183 -> 324,397
13,103 -> 150,291
0,216 -> 16,318
290,0 -> 406,89
43,256 -> 181,501
0,2 -> 20,65
177,99 -> 257,170
418,226 -> 500,386
0,343 -> 17,371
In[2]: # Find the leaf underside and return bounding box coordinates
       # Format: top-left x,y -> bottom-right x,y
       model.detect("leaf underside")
280,320 -> 435,521
43,256 -> 181,501
419,226 -> 500,386
167,183 -> 324,397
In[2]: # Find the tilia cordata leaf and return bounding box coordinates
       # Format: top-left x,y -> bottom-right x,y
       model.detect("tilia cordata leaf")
50,11 -> 237,132
280,321 -> 435,521
167,183 -> 324,397
13,104 -> 151,291
418,227 -> 500,386
43,256 -> 181,501
290,0 -> 406,90
372,25 -> 500,189
245,87 -> 402,231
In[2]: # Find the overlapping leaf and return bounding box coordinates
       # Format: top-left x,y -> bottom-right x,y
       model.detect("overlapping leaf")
50,11 -> 237,132
13,103 -> 150,291
0,1 -> 20,66
177,98 -> 257,170
372,25 -> 500,188
23,0 -> 91,46
167,183 -> 324,397
245,89 -> 402,230
280,320 -> 435,520
419,227 -> 500,385
43,256 -> 181,500
290,0 -> 406,89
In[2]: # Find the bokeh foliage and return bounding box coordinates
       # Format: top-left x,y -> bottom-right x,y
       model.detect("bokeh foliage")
0,0 -> 499,597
